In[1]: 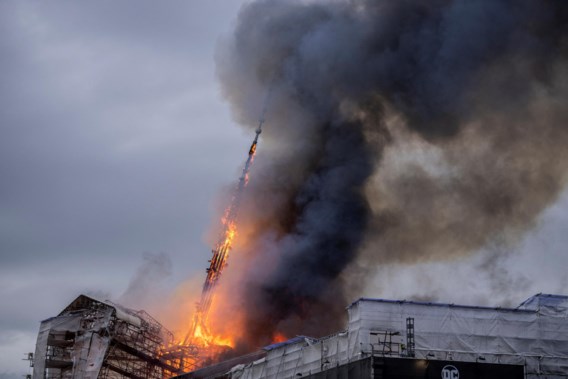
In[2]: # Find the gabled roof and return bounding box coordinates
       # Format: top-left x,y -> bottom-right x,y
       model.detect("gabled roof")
55,294 -> 143,327
58,294 -> 110,315
179,350 -> 266,379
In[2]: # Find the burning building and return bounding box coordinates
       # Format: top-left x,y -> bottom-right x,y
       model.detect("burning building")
175,293 -> 568,379
31,295 -> 193,379
210,0 -> 568,352
30,0 -> 568,376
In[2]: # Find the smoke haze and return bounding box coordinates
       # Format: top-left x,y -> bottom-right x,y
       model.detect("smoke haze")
119,252 -> 172,309
214,0 -> 568,350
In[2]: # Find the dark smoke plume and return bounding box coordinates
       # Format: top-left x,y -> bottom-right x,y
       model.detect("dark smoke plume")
215,0 -> 568,350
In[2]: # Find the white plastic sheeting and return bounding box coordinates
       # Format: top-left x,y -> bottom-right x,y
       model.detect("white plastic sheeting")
32,308 -> 113,379
349,294 -> 568,377
229,329 -> 370,379
229,294 -> 568,379
31,294 -> 172,379
33,307 -> 114,379
111,305 -> 143,327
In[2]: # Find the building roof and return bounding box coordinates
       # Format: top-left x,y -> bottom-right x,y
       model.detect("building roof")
349,293 -> 568,314
263,336 -> 314,351
178,350 -> 266,379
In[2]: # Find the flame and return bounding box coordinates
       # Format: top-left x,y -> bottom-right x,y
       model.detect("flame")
178,208 -> 240,353
225,221 -> 237,244
192,321 -> 235,348
175,127 -> 262,369
272,332 -> 288,343
213,218 -> 237,275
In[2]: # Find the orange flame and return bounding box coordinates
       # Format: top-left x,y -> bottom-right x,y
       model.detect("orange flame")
192,321 -> 234,348
272,332 -> 288,344
180,208 -> 240,352
177,129 -> 261,367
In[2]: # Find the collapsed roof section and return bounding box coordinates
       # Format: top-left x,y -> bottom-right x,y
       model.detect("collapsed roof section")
32,294 -> 190,379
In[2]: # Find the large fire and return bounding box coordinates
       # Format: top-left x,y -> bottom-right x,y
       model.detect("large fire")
191,315 -> 234,348
182,216 -> 238,350
173,126 -> 268,368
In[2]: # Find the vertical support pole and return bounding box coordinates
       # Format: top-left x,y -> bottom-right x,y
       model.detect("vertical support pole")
406,318 -> 415,358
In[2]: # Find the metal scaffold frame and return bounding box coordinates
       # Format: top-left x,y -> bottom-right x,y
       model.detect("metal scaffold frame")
33,295 -> 193,379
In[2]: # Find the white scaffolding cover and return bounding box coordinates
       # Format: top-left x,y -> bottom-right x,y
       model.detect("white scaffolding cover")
229,294 -> 568,379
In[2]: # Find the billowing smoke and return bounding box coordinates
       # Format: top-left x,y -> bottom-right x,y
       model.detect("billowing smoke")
214,0 -> 568,350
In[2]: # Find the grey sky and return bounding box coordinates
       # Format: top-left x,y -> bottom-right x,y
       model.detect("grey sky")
0,1 -> 250,376
1,1 -> 567,377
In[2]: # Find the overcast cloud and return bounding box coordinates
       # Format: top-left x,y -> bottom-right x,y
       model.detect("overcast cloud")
0,1 -> 249,376
1,1 -> 567,377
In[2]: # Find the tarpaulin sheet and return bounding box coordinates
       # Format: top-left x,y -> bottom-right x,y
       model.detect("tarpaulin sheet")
230,295 -> 567,379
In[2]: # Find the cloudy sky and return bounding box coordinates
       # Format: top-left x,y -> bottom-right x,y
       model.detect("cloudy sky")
1,1 -> 567,377
0,1 -> 251,376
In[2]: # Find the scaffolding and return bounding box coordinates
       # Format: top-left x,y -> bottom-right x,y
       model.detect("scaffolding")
405,317 -> 415,358
32,294 -> 193,379
189,294 -> 568,379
